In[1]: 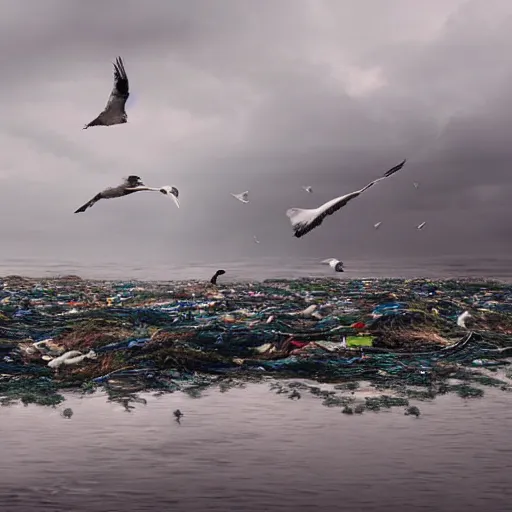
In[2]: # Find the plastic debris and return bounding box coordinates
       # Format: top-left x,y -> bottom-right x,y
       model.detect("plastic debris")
457,311 -> 471,329
0,275 -> 510,408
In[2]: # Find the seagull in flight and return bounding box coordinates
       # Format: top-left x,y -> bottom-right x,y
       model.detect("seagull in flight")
74,176 -> 180,213
253,235 -> 261,244
83,57 -> 130,129
286,159 -> 406,238
374,221 -> 382,229
302,186 -> 313,193
413,182 -> 419,189
231,191 -> 249,203
417,221 -> 426,230
321,258 -> 344,273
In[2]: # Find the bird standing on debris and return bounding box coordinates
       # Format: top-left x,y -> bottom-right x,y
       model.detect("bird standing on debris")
84,57 -> 130,129
210,269 -> 226,285
286,159 -> 406,238
74,176 -> 180,213
321,258 -> 344,273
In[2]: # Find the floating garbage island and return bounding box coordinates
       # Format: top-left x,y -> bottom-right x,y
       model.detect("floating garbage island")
1,275 -> 511,414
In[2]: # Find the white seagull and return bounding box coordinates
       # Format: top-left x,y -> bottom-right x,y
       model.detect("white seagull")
417,221 -> 426,230
253,236 -> 261,244
286,159 -> 406,238
374,221 -> 382,229
231,191 -> 249,203
321,258 -> 344,273
302,186 -> 313,193
74,176 -> 180,213
84,57 -> 130,129
413,182 -> 419,189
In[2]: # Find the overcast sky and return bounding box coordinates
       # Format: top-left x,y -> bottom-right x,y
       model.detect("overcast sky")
0,0 -> 510,278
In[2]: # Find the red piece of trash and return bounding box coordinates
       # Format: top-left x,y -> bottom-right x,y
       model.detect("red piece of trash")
351,322 -> 366,329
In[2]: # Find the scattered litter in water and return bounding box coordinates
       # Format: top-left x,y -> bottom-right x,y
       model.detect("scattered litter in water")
61,407 -> 73,419
405,405 -> 421,417
0,276 -> 510,411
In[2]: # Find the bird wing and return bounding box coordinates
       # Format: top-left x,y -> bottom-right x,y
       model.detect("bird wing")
104,57 -> 130,114
74,192 -> 103,214
125,185 -> 181,208
286,159 -> 406,238
321,258 -> 337,265
124,186 -> 148,192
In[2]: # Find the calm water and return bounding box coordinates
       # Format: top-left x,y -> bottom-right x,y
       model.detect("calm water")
0,254 -> 511,282
1,383 -> 511,512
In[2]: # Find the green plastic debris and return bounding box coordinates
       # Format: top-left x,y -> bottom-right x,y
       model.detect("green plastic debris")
346,336 -> 374,347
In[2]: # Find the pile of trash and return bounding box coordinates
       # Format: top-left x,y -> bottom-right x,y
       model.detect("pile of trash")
0,274 -> 511,408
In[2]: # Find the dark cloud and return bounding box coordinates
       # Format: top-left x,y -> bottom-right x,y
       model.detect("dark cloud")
0,0 -> 510,277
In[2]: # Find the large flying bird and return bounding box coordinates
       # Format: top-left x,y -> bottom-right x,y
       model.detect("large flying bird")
286,159 -> 406,238
83,57 -> 130,129
74,176 -> 179,213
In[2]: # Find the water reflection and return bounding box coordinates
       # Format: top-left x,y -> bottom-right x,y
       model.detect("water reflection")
1,383 -> 511,512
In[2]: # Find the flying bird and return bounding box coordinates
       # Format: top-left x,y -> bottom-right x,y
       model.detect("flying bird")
286,159 -> 406,238
417,221 -> 426,230
302,186 -> 313,193
231,191 -> 249,203
74,176 -> 180,213
210,269 -> 226,285
253,236 -> 261,244
413,182 -> 419,189
374,221 -> 382,229
83,57 -> 130,129
321,258 -> 344,273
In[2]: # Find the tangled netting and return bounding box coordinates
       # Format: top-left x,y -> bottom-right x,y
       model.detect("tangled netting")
0,275 -> 511,410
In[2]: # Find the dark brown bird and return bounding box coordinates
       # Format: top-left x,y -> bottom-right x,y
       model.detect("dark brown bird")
210,270 -> 226,285
83,57 -> 130,129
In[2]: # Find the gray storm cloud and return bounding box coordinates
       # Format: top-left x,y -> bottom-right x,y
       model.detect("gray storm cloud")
0,0 -> 510,274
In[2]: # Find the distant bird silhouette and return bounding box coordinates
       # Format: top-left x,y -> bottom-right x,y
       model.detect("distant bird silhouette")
417,221 -> 426,230
286,159 -> 406,238
231,191 -> 249,203
210,269 -> 226,285
302,186 -> 313,193
74,176 -> 179,213
253,235 -> 261,244
374,221 -> 382,229
84,57 -> 130,129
